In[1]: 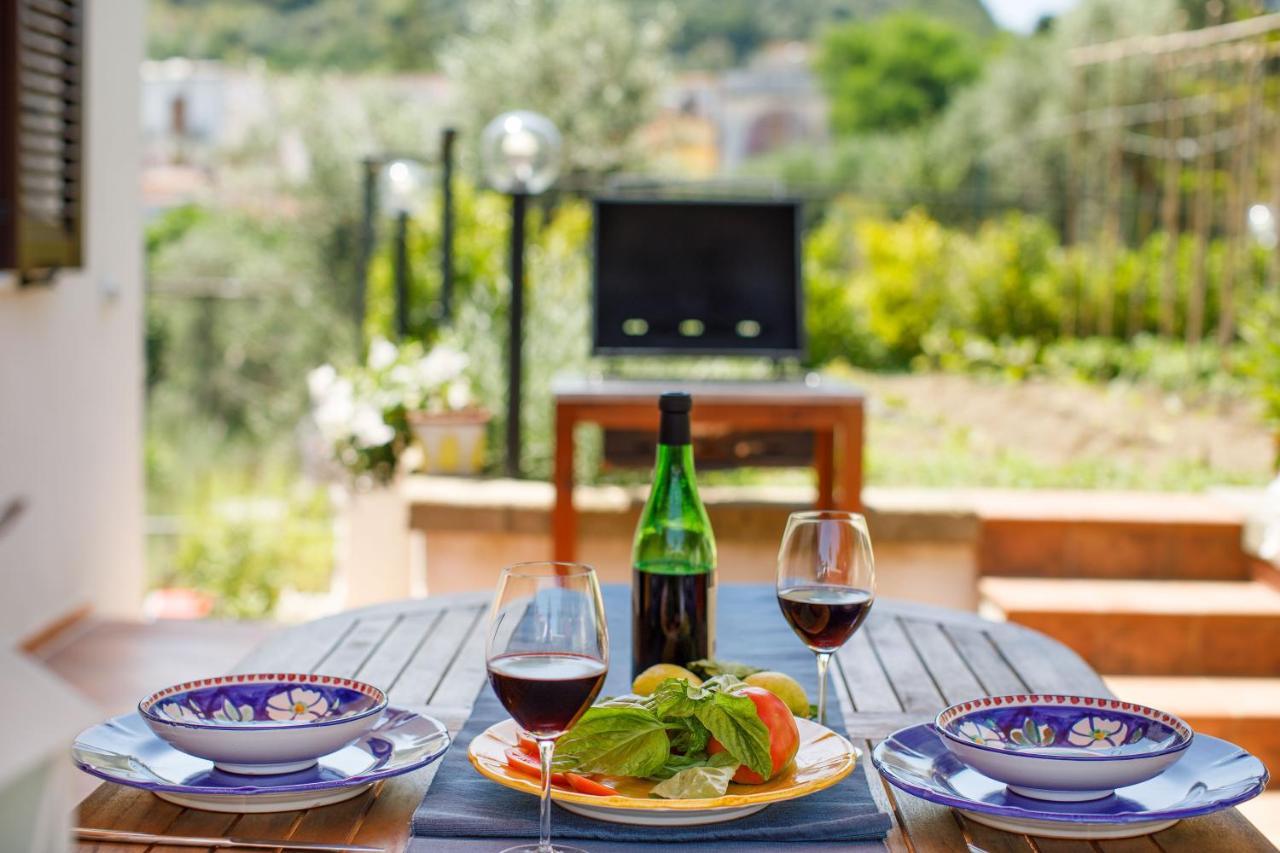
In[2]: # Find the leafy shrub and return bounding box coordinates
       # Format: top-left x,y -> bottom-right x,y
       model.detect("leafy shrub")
806,204 -> 1271,373
1242,289 -> 1280,435
152,469 -> 333,620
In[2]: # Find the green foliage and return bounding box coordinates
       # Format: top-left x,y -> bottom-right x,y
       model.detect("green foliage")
921,333 -> 1247,397
152,468 -> 333,619
815,13 -> 983,135
147,206 -> 347,448
805,206 -> 1272,372
446,197 -> 595,478
364,180 -> 508,345
442,0 -> 669,177
1242,289 -> 1280,429
148,0 -> 995,71
148,0 -> 465,71
854,210 -> 954,365
957,213 -> 1062,340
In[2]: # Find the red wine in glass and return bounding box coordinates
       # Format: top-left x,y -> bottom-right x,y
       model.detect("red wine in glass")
487,652 -> 607,737
776,511 -> 876,724
778,585 -> 873,653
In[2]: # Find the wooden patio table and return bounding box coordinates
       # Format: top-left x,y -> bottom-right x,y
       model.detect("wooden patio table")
76,590 -> 1273,852
551,376 -> 865,562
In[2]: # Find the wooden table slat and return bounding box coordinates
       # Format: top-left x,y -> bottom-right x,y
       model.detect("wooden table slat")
865,614 -> 946,713
358,611 -> 444,694
389,606 -> 483,707
1150,806 -> 1277,852
1090,838 -> 1162,853
942,624 -> 1031,696
837,622 -> 904,714
142,809 -> 240,853
231,614 -> 359,675
987,626 -> 1109,697
955,813 -> 1039,852
899,618 -> 987,705
319,614 -> 402,677
882,789 -> 980,853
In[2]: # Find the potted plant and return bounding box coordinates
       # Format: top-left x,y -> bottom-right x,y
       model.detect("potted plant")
308,337 -> 488,485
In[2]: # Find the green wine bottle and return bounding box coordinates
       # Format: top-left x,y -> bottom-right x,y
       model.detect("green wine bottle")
631,392 -> 717,677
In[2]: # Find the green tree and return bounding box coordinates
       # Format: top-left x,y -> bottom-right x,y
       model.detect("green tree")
816,13 -> 982,135
442,0 -> 670,177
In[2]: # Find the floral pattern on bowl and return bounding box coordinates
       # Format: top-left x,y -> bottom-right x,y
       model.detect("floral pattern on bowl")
934,695 -> 1194,802
139,674 -> 389,775
141,674 -> 385,729
937,694 -> 1191,759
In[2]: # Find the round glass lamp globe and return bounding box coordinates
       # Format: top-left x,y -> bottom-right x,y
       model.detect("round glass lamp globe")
380,159 -> 430,217
480,111 -> 561,194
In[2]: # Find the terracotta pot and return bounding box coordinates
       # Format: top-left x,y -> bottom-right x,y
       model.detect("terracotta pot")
407,408 -> 490,475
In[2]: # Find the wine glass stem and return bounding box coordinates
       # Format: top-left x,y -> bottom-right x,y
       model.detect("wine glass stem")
537,736 -> 556,853
816,651 -> 833,725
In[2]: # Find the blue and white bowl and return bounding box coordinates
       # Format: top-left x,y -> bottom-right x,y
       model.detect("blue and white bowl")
139,673 -> 388,775
935,694 -> 1193,801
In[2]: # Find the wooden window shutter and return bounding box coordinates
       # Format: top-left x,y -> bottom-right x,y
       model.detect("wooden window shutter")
0,0 -> 83,283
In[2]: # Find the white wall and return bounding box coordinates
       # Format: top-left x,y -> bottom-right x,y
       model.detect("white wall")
0,0 -> 146,647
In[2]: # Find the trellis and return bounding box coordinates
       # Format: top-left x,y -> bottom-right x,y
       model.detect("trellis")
1065,11 -> 1280,344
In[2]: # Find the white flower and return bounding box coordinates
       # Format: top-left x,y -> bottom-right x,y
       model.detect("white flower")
388,364 -> 414,390
956,720 -> 1005,748
350,404 -> 394,448
415,346 -> 468,389
307,364 -> 338,402
446,380 -> 472,411
265,688 -> 330,722
312,377 -> 355,443
1068,716 -> 1127,748
367,337 -> 398,371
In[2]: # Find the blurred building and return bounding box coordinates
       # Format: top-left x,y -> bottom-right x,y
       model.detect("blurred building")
140,45 -> 827,196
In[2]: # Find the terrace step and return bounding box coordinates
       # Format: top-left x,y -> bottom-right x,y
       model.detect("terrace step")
979,578 -> 1280,676
1105,675 -> 1280,787
974,491 -> 1249,581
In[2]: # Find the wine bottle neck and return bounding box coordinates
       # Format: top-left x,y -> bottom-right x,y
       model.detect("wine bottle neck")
654,442 -> 696,475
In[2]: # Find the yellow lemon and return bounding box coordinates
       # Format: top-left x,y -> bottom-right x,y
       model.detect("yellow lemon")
631,664 -> 703,696
745,671 -> 810,717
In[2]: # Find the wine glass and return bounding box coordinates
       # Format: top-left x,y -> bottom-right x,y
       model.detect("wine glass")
486,562 -> 608,853
776,511 -> 875,725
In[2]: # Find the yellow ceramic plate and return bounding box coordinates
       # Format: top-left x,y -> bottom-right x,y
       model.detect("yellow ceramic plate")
467,716 -> 859,826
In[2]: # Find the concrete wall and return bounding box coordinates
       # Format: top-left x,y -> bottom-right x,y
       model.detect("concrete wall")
0,0 -> 146,647
402,478 -> 980,612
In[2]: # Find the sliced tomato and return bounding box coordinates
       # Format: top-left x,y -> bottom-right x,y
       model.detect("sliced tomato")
505,748 -> 568,786
564,773 -> 618,796
516,732 -> 540,757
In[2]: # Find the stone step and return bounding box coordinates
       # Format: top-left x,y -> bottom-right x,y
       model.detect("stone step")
975,491 -> 1249,581
1105,675 -> 1280,788
979,578 -> 1280,676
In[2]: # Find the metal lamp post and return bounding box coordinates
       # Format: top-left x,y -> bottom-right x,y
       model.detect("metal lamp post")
480,111 -> 562,478
382,158 -> 428,338
354,129 -> 458,351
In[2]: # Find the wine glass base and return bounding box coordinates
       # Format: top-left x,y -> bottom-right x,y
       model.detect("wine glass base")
499,845 -> 588,853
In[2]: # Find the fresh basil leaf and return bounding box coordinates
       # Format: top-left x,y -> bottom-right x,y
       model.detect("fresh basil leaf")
652,677 -> 711,718
596,693 -> 649,709
666,715 -> 711,756
700,674 -> 745,694
553,707 -> 669,777
647,751 -> 708,781
685,659 -> 762,680
694,691 -> 772,779
650,760 -> 740,799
